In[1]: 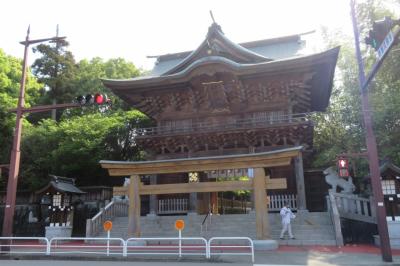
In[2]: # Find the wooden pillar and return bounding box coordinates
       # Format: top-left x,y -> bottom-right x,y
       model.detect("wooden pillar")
149,175 -> 157,215
128,175 -> 141,237
294,152 -> 307,211
288,101 -> 293,122
253,168 -> 270,239
209,176 -> 218,214
189,192 -> 197,213
210,192 -> 218,214
188,172 -> 201,214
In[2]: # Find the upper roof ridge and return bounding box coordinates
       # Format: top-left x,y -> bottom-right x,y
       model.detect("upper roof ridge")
162,23 -> 272,76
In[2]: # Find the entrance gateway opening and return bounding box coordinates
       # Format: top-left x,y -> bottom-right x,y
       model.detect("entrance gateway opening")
100,146 -> 302,240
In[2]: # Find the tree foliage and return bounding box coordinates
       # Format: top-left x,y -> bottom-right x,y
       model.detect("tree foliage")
1,43 -> 147,190
31,39 -> 77,120
20,110 -> 150,189
0,49 -> 41,167
312,0 -> 400,177
19,54 -> 146,189
65,57 -> 140,116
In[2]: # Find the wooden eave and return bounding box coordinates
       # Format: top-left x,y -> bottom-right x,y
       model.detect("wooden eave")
35,180 -> 86,195
103,47 -> 338,89
102,46 -> 339,112
100,146 -> 302,176
380,161 -> 400,175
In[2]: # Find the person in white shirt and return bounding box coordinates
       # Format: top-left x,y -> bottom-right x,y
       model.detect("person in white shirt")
279,201 -> 296,239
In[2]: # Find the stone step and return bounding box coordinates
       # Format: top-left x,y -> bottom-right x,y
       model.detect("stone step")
109,226 -> 333,231
108,226 -> 334,233
112,224 -> 335,231
132,219 -> 333,226
278,239 -> 337,245
98,212 -> 337,246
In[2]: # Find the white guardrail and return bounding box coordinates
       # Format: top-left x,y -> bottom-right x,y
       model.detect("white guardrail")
49,237 -> 125,256
208,237 -> 254,263
0,236 -> 254,262
126,237 -> 208,258
0,237 -> 50,255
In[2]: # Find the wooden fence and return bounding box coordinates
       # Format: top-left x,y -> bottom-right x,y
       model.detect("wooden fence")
268,194 -> 297,211
158,198 -> 188,214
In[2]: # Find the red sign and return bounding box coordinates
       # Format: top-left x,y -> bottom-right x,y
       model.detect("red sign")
175,219 -> 185,231
337,158 -> 349,177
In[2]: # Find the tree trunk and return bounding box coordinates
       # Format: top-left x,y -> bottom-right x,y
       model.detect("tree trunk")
51,98 -> 57,121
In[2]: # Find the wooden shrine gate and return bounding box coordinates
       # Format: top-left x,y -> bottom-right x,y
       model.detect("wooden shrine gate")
100,146 -> 302,240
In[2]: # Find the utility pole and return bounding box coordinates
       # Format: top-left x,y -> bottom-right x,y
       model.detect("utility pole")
52,24 -> 60,121
350,0 -> 400,262
2,26 -> 31,239
2,28 -> 110,243
1,27 -> 66,240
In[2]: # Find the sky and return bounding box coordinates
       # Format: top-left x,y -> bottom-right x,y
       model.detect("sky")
0,0 -> 362,70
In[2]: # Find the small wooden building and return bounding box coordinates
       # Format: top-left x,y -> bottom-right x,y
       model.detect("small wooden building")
379,162 -> 400,221
36,175 -> 85,238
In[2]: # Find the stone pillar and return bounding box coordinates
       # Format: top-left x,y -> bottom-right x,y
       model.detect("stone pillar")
148,175 -> 157,216
294,152 -> 307,211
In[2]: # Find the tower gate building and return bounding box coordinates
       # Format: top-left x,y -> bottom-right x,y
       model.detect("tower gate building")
100,23 -> 339,242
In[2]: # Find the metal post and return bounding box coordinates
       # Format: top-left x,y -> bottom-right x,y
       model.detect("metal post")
107,230 -> 110,256
123,239 -> 127,257
178,229 -> 182,258
46,238 -> 50,255
350,0 -> 392,261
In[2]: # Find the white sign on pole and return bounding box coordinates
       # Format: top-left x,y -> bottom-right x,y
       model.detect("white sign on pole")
377,31 -> 394,60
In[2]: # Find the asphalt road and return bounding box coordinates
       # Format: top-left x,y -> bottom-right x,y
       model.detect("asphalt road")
1,251 -> 400,266
0,261 -> 252,266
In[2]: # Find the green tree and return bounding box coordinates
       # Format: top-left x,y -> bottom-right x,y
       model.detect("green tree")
31,38 -> 77,120
63,57 -> 141,117
0,49 -> 41,167
18,52 -> 144,190
312,0 -> 400,176
20,110 -> 150,189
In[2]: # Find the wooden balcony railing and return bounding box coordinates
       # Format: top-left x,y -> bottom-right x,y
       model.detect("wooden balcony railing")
136,112 -> 312,137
